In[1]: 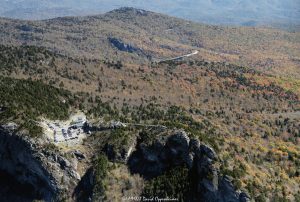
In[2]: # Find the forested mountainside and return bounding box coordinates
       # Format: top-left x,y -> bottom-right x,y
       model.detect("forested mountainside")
0,7 -> 300,78
1,0 -> 299,29
0,8 -> 299,202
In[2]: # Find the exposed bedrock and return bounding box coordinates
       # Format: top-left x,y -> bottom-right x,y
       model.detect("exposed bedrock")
108,37 -> 142,54
0,122 -> 250,202
0,123 -> 80,202
128,129 -> 250,202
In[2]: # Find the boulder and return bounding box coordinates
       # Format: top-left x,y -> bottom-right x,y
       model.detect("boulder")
239,192 -> 251,202
58,156 -> 71,169
73,150 -> 86,160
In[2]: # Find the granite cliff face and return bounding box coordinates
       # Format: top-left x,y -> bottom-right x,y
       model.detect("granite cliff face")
108,37 -> 142,54
0,123 -> 80,202
128,129 -> 250,202
0,123 -> 250,202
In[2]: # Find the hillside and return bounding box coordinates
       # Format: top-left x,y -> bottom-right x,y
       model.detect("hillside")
0,0 -> 299,29
0,43 -> 299,201
0,8 -> 299,202
0,7 -> 299,78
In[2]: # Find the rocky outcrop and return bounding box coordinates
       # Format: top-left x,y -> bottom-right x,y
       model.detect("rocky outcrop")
103,133 -> 137,163
0,122 -> 250,202
128,130 -> 191,178
73,167 -> 94,202
108,37 -> 145,55
108,7 -> 150,17
194,144 -> 250,202
0,123 -> 80,201
128,129 -> 250,202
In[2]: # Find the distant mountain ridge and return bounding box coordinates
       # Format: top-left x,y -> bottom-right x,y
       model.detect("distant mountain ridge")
0,7 -> 299,78
0,0 -> 299,29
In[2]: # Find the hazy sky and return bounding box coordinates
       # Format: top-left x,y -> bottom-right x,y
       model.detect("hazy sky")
0,0 -> 299,26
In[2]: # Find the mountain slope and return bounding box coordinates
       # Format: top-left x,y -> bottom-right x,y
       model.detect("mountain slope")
0,43 -> 299,201
0,0 -> 299,29
0,7 -> 299,78
0,8 -> 299,202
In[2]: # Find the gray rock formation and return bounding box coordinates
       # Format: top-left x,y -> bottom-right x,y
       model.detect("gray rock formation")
108,37 -> 142,54
0,123 -> 80,201
128,130 -> 191,178
103,134 -> 137,163
128,129 -> 250,202
0,122 -> 250,202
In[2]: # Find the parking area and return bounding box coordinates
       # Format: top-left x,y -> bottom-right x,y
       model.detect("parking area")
40,112 -> 88,144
